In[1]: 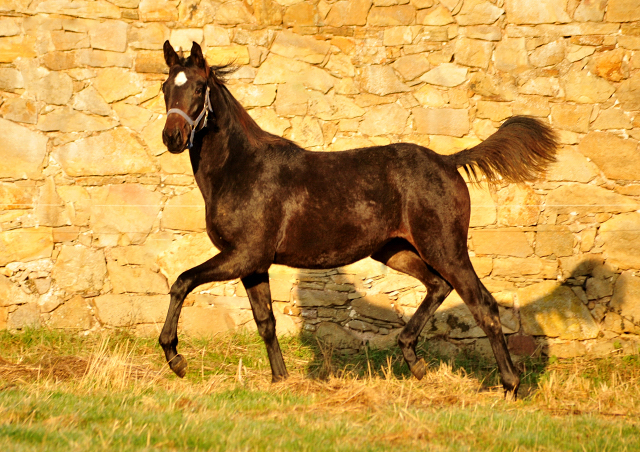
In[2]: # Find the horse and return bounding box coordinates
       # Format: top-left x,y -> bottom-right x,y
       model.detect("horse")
159,40 -> 557,399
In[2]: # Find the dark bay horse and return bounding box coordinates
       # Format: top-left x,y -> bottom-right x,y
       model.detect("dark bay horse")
159,41 -> 557,398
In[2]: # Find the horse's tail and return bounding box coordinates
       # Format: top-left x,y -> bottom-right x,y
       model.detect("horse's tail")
447,116 -> 558,185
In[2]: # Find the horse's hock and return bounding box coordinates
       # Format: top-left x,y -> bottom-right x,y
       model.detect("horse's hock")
2,1 -> 640,360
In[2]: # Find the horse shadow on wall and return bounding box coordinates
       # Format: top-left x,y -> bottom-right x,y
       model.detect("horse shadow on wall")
284,256 -> 640,387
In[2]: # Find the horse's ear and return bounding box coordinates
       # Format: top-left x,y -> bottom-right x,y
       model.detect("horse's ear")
163,40 -> 180,68
190,41 -> 207,70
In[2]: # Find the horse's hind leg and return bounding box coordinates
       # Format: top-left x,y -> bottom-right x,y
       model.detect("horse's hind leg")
372,239 -> 452,379
428,258 -> 520,398
242,272 -> 288,382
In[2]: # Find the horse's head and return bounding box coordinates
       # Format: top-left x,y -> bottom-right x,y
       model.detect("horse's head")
162,41 -> 211,154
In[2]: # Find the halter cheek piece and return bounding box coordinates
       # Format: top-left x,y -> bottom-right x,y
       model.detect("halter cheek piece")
166,85 -> 214,150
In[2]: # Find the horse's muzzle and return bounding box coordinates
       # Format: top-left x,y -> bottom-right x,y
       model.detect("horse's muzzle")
162,124 -> 189,154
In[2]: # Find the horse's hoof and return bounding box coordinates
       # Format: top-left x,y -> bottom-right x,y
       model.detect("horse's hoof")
504,385 -> 519,402
169,354 -> 187,378
410,358 -> 426,380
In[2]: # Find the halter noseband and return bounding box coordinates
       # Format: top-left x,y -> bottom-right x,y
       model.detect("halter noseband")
166,85 -> 213,150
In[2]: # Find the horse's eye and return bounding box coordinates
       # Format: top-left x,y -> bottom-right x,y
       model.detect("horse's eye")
195,87 -> 203,95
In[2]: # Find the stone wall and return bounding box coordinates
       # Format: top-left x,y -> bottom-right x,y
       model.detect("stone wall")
1,0 -> 640,360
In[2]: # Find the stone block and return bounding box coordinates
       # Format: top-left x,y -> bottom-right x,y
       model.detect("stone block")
360,103 -> 409,136
472,230 -> 533,258
0,68 -> 23,92
52,245 -> 107,294
324,0 -> 372,27
607,0 -> 640,22
517,281 -> 599,340
50,30 -> 90,51
591,109 -> 632,130
89,20 -> 128,52
7,303 -> 40,330
351,293 -> 403,323
456,0 -> 504,25
590,49 -> 628,82
475,101 -> 511,122
0,118 -> 48,179
0,274 -> 37,308
93,68 -> 142,103
391,54 -> 430,81
49,295 -> 92,330
89,184 -> 163,243
468,184 -> 496,227
504,0 -> 570,24
72,86 -> 112,116
162,188 -> 206,232
609,272 -> 640,333
579,132 -> 640,181
496,185 -> 541,227
574,0 -> 606,21
215,1 -> 257,24
454,38 -> 493,69
359,65 -> 410,96
55,128 -> 155,177
529,40 -> 565,68
535,226 -> 573,257
129,23 -> 170,50
93,294 -> 170,327
75,49 -> 133,68
178,0 -> 220,27
412,107 -> 469,137
271,30 -> 330,64
35,178 -> 70,227
369,5 -> 415,25
0,35 -> 36,63
254,54 -> 335,93
492,257 -> 558,278
519,77 -> 562,97
0,98 -> 37,125
157,233 -> 218,285
139,0 -> 179,21
287,116 -> 323,147
107,261 -> 169,294
135,51 -> 167,73
494,38 -> 528,72
283,2 -> 318,26
35,0 -> 120,18
0,228 -> 53,267
615,73 -> 640,111
248,108 -> 291,136
563,69 -> 615,104
550,103 -> 592,134
293,288 -> 349,307
420,63 -> 467,87
545,148 -> 599,183
315,322 -> 362,349
417,5 -> 453,25
229,83 -> 277,108
599,213 -> 640,270
37,107 -> 118,133
546,183 -> 638,216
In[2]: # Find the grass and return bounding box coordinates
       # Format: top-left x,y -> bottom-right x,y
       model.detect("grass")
0,329 -> 639,451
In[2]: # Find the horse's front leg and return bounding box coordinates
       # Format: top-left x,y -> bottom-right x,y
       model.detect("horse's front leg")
242,272 -> 288,382
159,249 -> 259,377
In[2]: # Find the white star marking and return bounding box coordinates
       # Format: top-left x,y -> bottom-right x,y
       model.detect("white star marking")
175,72 -> 187,87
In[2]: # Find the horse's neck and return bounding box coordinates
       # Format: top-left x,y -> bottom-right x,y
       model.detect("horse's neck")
190,119 -> 257,191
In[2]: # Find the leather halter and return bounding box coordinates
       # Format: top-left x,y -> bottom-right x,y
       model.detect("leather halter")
166,85 -> 213,150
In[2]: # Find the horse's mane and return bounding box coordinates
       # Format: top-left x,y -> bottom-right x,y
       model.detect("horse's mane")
203,62 -> 290,148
